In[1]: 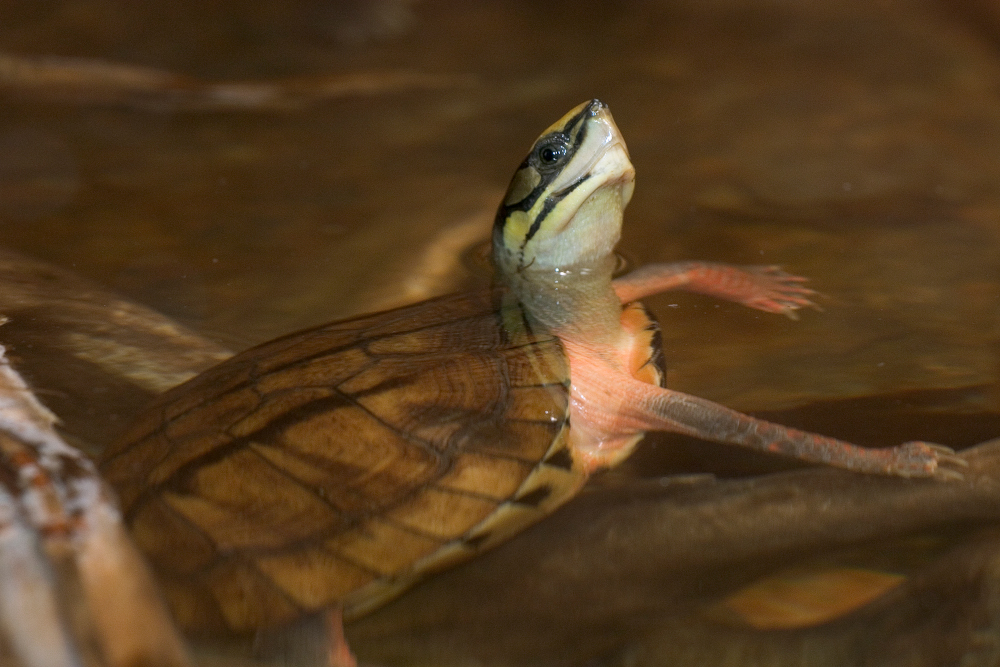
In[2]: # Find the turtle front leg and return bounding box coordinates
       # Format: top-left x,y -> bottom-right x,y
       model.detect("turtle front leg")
613,261 -> 818,317
621,381 -> 967,480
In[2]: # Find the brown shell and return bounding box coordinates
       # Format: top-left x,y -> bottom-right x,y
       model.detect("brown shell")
101,290 -> 585,632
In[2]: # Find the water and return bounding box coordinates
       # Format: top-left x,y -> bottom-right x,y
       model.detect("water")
0,0 -> 998,665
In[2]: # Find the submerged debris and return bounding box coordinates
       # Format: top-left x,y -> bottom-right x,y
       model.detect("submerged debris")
0,342 -> 190,667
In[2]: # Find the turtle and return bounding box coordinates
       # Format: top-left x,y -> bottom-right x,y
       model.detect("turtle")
100,99 -> 962,638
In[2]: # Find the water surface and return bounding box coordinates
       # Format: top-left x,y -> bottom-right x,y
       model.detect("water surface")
0,1 -> 998,665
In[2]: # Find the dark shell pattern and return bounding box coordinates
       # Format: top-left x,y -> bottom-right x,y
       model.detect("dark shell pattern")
102,289 -> 591,631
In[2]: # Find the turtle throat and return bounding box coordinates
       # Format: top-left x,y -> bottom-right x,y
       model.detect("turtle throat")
502,187 -> 628,342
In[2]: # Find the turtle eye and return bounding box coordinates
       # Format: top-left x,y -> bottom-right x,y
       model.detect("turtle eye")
535,139 -> 568,167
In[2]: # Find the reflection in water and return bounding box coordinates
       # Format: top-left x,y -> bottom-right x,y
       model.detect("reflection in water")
0,126 -> 78,221
0,52 -> 467,111
349,440 -> 1000,666
0,0 -> 997,665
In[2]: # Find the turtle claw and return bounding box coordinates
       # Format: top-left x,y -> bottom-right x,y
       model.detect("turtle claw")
740,265 -> 823,319
933,467 -> 967,482
931,446 -> 969,482
927,443 -> 968,465
894,441 -> 968,481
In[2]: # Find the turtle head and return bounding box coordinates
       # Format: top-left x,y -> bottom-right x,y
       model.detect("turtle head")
493,99 -> 635,277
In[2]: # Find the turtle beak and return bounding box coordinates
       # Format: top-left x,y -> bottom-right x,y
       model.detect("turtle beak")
549,100 -> 634,202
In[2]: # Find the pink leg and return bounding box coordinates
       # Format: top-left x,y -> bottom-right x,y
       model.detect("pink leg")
327,607 -> 357,667
622,382 -> 965,479
613,261 -> 818,317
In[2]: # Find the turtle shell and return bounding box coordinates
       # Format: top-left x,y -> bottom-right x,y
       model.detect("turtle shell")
101,289 -> 585,632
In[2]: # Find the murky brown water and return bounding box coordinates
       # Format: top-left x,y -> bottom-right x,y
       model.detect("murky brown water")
0,0 -> 998,665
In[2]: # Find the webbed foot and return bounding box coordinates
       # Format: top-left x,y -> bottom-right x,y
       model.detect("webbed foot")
735,265 -> 820,319
888,441 -> 968,481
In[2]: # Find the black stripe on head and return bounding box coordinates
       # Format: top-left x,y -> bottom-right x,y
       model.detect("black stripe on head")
521,172 -> 591,246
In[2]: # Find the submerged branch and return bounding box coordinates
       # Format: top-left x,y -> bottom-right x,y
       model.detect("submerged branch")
0,52 -> 471,111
